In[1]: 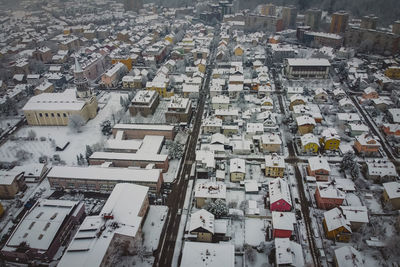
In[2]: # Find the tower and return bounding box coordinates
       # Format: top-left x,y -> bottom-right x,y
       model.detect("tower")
330,11 -> 349,34
74,57 -> 92,99
361,14 -> 378,30
282,6 -> 298,29
305,8 -> 322,31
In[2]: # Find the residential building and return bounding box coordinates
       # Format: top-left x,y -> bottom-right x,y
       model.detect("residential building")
300,133 -> 319,153
101,62 -> 127,88
202,117 -> 223,134
58,183 -> 149,267
382,123 -> 400,137
296,115 -> 316,135
272,212 -> 296,238
305,8 -> 322,30
361,14 -> 378,30
330,11 -> 349,33
180,242 -> 234,267
259,133 -> 282,153
364,160 -> 398,183
129,90 -> 160,117
320,128 -> 340,151
269,178 -> 292,212
353,133 -> 381,156
112,124 -> 175,140
282,6 -> 298,29
383,181 -> 400,210
47,166 -> 163,194
334,246 -> 364,267
315,182 -> 346,210
265,154 -> 285,178
275,238 -> 305,266
165,96 -> 192,124
189,209 -> 215,242
32,47 -> 52,63
194,180 -> 226,208
230,158 -> 246,182
307,156 -> 330,181
1,199 -> 84,263
323,208 -> 352,242
340,206 -> 369,231
0,170 -> 26,199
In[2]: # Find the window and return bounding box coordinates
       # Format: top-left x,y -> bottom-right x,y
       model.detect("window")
45,113 -> 49,117
63,113 -> 67,117
51,113 -> 55,117
39,113 -> 43,117
57,113 -> 61,117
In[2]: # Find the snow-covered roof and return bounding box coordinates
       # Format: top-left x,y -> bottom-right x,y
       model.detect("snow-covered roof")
211,95 -> 230,104
230,158 -> 245,174
355,133 -> 380,147
244,180 -> 259,193
272,211 -> 296,231
296,115 -> 316,126
383,181 -> 400,199
113,123 -> 174,131
0,169 -> 23,185
196,150 -> 215,169
324,207 -> 352,232
340,206 -> 369,224
366,160 -> 397,178
337,113 -> 360,122
265,154 -> 285,169
22,89 -> 86,111
194,180 -> 226,200
286,58 -> 331,67
180,242 -> 234,267
269,177 -> 291,206
4,199 -> 80,251
131,90 -> 157,104
308,156 -> 330,172
59,184 -> 148,267
260,133 -> 282,145
300,133 -> 319,146
12,163 -> 46,178
275,238 -> 305,267
189,209 -> 214,234
48,166 -> 161,183
90,151 -> 168,162
317,182 -> 346,199
388,108 -> 400,123
348,123 -> 369,132
334,246 -> 363,267
321,128 -> 340,140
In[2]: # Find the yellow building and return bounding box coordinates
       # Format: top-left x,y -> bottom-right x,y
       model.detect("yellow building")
323,208 -> 352,242
230,158 -> 245,182
301,133 -> 319,153
111,57 -> 134,71
320,128 -> 340,150
189,209 -> 215,242
385,66 -> 400,79
234,45 -> 244,56
265,154 -> 285,177
383,182 -> 400,210
165,35 -> 174,44
146,81 -> 173,98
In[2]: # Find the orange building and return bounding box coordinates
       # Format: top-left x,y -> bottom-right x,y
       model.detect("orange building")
330,11 -> 349,33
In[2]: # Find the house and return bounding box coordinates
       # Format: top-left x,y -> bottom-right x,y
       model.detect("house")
231,139 -> 253,155
286,87 -> 303,98
227,84 -> 243,99
265,154 -> 285,178
230,158 -> 246,182
338,98 -> 355,112
0,170 -> 26,199
323,207 -> 352,242
289,94 -> 306,111
165,96 -> 192,124
275,238 -> 305,267
372,97 -> 394,112
337,113 -> 361,128
269,177 -> 292,212
180,242 -> 234,267
1,199 -> 84,263
320,128 -> 340,151
202,117 -> 222,134
259,133 -> 282,153
272,211 -> 296,238
314,88 -> 328,103
300,133 -> 319,153
292,104 -> 323,123
58,184 -> 149,267
285,58 -> 331,79
189,209 -> 215,242
296,115 -> 316,135
215,109 -> 239,122
129,90 -> 160,117
364,160 -> 398,182
340,206 -> 369,231
307,156 -> 330,181
382,181 -> 400,210
34,81 -> 54,95
211,95 -> 230,110
11,163 -> 48,183
334,246 -> 364,267
388,108 -> 400,123
382,123 -> 400,137
333,88 -> 346,100
194,180 -> 226,208
315,182 -> 346,210
348,123 -> 369,137
246,123 -> 264,139
362,86 -> 378,100
101,62 -> 127,88
196,150 -> 215,178
233,45 -> 244,56
354,133 -> 381,156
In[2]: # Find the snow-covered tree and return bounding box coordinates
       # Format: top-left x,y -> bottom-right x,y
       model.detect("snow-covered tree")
85,145 -> 93,162
206,199 -> 229,218
100,120 -> 112,136
168,141 -> 184,159
27,130 -> 36,140
68,114 -> 85,133
244,244 -> 256,264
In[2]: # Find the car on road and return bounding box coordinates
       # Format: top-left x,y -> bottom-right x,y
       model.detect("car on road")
177,208 -> 182,215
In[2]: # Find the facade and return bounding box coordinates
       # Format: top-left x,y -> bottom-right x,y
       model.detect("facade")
320,128 -> 340,151
323,208 -> 352,242
101,62 -> 127,88
259,133 -> 282,153
285,58 -> 330,79
165,96 -> 192,124
129,90 -> 160,117
296,115 -> 316,135
305,9 -> 322,30
47,166 -> 163,194
353,133 -> 381,156
189,209 -> 215,242
59,184 -> 149,267
1,199 -> 84,263
265,154 -> 285,178
32,47 -> 52,63
364,160 -> 398,183
230,158 -> 246,182
269,178 -> 292,212
361,15 -> 378,30
281,6 -> 298,29
315,182 -> 345,210
307,156 -> 330,181
383,182 -> 400,210
300,133 -> 319,153
330,11 -> 349,34
194,180 -> 226,208
272,211 -> 296,238
303,31 -> 343,48
0,170 -> 26,199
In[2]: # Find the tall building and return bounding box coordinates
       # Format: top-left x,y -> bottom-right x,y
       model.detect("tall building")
361,14 -> 378,30
330,11 -> 349,33
305,8 -> 322,30
282,6 -> 298,29
74,57 -> 92,99
261,3 -> 276,16
124,0 -> 142,12
393,20 -> 400,35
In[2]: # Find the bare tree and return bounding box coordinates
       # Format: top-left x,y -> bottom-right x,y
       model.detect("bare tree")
68,114 -> 85,133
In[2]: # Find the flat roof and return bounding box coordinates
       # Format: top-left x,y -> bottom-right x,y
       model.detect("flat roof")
286,58 -> 331,67
90,151 -> 168,162
48,166 -> 161,183
113,123 -> 174,131
22,89 -> 86,111
181,241 -> 234,267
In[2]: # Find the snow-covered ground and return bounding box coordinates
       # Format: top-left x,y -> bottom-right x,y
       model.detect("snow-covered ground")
142,205 -> 168,252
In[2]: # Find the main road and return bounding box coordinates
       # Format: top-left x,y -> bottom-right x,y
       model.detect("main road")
153,33 -> 217,267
